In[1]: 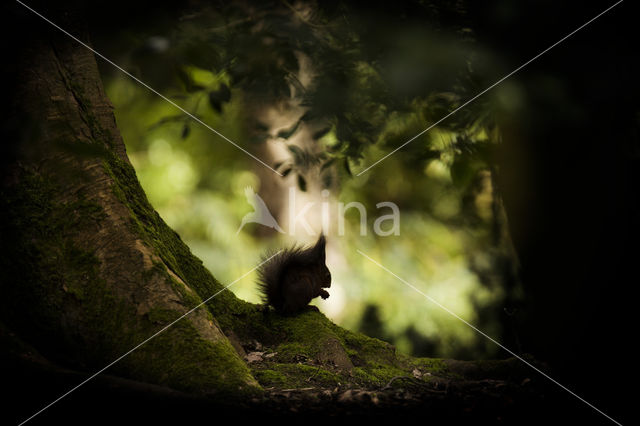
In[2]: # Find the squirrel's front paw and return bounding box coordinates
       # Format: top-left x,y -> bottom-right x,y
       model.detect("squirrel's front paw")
320,290 -> 330,299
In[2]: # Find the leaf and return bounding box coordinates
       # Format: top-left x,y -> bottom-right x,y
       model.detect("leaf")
181,124 -> 191,139
328,139 -> 344,153
297,174 -> 307,192
336,118 -> 352,142
208,83 -> 231,113
423,149 -> 441,161
322,171 -> 333,188
344,158 -> 352,176
286,73 -> 306,96
277,120 -> 301,140
299,110 -> 316,122
254,121 -> 270,132
320,158 -> 336,171
148,114 -> 188,130
287,144 -> 304,160
175,67 -> 207,93
249,133 -> 270,144
217,83 -> 231,102
450,153 -> 482,188
312,126 -> 332,140
209,95 -> 222,113
176,68 -> 196,93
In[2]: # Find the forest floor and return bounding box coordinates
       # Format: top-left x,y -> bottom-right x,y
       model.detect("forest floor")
3,337 -> 596,426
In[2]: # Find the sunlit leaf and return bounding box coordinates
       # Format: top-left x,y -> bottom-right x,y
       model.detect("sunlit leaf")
177,67 -> 205,93
344,158 -> 352,176
208,84 -> 231,112
297,174 -> 307,191
148,114 -> 190,130
181,124 -> 191,139
287,144 -> 304,160
277,120 -> 301,139
320,158 -> 336,171
312,126 -> 332,140
322,171 -> 333,188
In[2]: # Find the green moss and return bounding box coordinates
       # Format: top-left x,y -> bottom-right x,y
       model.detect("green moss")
145,259 -> 203,311
278,363 -> 342,386
146,307 -> 181,324
367,362 -> 412,383
252,369 -> 289,387
335,327 -> 397,365
252,363 -> 342,388
273,342 -> 313,362
123,314 -> 260,396
101,153 -> 250,330
0,174 -> 140,367
60,65 -> 115,151
351,367 -> 384,385
0,167 -> 260,397
406,356 -> 448,374
267,311 -> 339,356
0,173 -> 108,360
232,308 -> 452,390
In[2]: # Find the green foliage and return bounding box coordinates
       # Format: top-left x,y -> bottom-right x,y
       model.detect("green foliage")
112,1 -> 490,176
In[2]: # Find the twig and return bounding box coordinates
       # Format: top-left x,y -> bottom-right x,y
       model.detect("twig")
382,375 -> 412,390
306,365 -> 323,382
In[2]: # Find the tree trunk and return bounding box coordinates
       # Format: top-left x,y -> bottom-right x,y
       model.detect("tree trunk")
0,27 -> 259,397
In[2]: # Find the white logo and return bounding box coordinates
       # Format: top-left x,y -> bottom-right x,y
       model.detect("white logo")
236,187 -> 285,235
237,186 -> 400,237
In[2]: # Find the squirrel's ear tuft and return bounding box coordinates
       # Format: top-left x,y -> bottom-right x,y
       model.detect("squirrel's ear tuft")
313,234 -> 326,257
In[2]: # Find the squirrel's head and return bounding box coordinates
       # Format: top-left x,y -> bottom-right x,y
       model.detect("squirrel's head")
311,234 -> 331,288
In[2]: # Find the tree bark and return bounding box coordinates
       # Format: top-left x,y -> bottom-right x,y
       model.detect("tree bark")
0,28 -> 258,396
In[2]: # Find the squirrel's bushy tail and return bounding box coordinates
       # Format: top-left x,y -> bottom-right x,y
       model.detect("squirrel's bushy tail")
256,235 -> 327,312
257,248 -> 294,310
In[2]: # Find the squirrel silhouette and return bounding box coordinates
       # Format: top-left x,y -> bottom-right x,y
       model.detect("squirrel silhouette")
257,235 -> 331,314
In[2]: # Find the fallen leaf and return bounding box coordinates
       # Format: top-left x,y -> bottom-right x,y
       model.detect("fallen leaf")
246,351 -> 264,363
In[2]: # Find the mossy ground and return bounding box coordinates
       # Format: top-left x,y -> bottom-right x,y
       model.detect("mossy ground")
235,308 -> 452,391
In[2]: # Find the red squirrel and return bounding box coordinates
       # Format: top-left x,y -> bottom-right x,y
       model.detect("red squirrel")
257,235 -> 331,314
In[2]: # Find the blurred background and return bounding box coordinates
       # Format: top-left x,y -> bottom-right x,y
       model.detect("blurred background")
93,3 -> 638,398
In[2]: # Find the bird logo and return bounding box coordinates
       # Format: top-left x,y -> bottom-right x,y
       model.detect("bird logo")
236,186 -> 285,234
